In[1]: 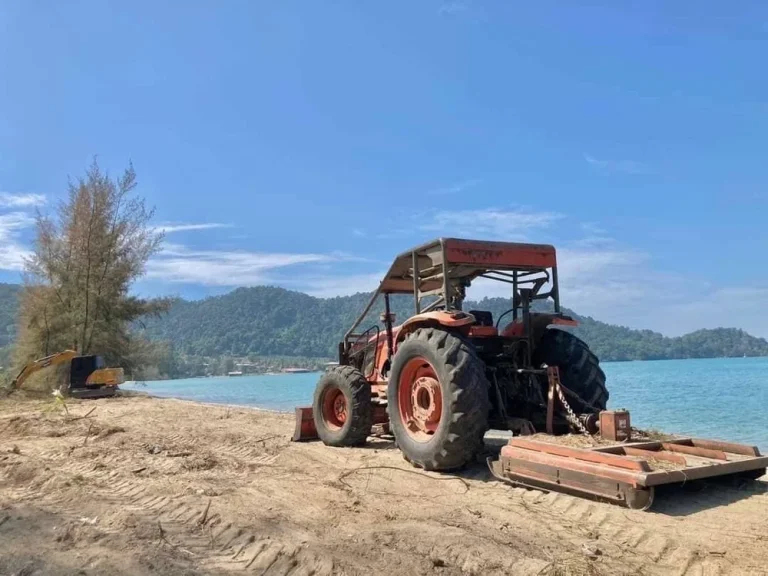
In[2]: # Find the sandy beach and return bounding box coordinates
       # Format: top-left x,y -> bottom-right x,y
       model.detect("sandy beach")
1,393 -> 766,576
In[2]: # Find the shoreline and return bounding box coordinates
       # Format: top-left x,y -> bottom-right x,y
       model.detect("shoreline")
117,388 -> 298,415
129,356 -> 768,385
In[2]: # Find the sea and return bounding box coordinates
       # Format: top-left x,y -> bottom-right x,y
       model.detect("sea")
121,357 -> 768,450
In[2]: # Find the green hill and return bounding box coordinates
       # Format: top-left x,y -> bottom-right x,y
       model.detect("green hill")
134,286 -> 768,363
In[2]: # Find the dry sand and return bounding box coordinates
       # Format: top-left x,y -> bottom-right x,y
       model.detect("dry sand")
1,392 -> 767,576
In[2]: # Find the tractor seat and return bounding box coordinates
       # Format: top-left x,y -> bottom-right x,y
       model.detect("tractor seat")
468,310 -> 493,327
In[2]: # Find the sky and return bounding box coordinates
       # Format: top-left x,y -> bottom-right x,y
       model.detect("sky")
1,1 -> 767,337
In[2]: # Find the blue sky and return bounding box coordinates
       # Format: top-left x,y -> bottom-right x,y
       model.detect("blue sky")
1,1 -> 767,337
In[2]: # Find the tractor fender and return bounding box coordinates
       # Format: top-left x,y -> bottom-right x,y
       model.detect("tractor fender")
395,310 -> 476,345
501,313 -> 579,348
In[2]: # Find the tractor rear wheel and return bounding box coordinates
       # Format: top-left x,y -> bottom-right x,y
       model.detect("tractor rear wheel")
312,366 -> 372,447
532,328 -> 609,410
388,328 -> 490,471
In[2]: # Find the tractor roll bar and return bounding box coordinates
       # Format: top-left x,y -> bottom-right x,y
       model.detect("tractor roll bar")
343,238 -> 561,347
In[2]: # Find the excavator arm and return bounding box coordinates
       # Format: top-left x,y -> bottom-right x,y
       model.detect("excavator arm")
12,350 -> 79,390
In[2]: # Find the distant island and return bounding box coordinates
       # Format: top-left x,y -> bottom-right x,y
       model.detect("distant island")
0,283 -> 766,380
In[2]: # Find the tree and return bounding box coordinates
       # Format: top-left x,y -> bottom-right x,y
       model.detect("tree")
14,159 -> 170,373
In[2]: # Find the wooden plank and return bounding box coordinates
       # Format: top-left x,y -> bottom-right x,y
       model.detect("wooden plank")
690,438 -> 761,457
498,458 -> 638,505
501,446 -> 647,487
505,439 -> 651,472
661,443 -> 727,460
643,456 -> 768,487
592,437 -> 757,459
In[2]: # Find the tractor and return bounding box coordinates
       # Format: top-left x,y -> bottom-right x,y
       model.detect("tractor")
308,237 -> 605,470
295,238 -> 767,509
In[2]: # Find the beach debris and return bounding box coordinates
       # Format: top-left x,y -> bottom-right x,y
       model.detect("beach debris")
581,543 -> 602,559
68,406 -> 96,422
79,516 -> 98,526
197,499 -> 212,526
167,450 -> 193,458
182,454 -> 218,471
430,557 -> 447,568
82,423 -> 94,446
98,425 -> 126,437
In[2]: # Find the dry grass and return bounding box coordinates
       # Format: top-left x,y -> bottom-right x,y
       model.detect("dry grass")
631,427 -> 680,442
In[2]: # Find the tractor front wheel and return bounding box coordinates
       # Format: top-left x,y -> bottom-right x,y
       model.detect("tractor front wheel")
312,366 -> 372,447
388,328 -> 489,471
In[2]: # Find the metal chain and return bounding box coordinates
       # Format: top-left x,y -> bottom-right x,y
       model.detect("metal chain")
555,383 -> 591,436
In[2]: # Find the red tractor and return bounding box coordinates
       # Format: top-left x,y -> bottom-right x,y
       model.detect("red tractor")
305,238 -> 607,470
295,238 -> 768,509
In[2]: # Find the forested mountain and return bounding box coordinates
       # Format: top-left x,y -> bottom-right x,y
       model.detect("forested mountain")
135,286 -> 768,362
1,283 -> 766,374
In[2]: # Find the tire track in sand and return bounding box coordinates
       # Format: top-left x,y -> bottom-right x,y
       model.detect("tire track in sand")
508,484 -> 763,575
1,450 -> 333,575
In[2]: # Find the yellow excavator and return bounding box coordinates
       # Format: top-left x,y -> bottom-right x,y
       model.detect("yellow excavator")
12,350 -> 124,399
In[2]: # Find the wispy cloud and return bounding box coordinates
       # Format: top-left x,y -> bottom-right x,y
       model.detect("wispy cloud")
153,222 -> 233,234
142,210 -> 768,338
427,178 -> 481,196
283,271 -> 385,298
584,154 -> 650,175
583,154 -> 608,169
0,212 -> 35,231
573,222 -> 613,248
557,247 -> 647,278
580,222 -> 607,236
420,207 -> 562,240
438,1 -> 468,15
653,286 -> 768,338
0,212 -> 36,270
147,245 -> 339,286
466,243 -> 649,306
0,192 -> 46,208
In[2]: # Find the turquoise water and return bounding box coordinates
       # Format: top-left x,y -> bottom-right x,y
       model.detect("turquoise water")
122,357 -> 768,450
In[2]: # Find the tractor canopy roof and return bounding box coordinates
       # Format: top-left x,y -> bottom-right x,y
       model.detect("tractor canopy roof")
379,237 -> 557,294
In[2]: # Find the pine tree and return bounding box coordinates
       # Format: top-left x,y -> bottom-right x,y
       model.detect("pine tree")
14,159 -> 170,373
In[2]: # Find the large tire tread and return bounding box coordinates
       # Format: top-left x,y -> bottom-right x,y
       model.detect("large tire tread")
313,365 -> 372,447
388,328 -> 490,471
533,328 -> 609,411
